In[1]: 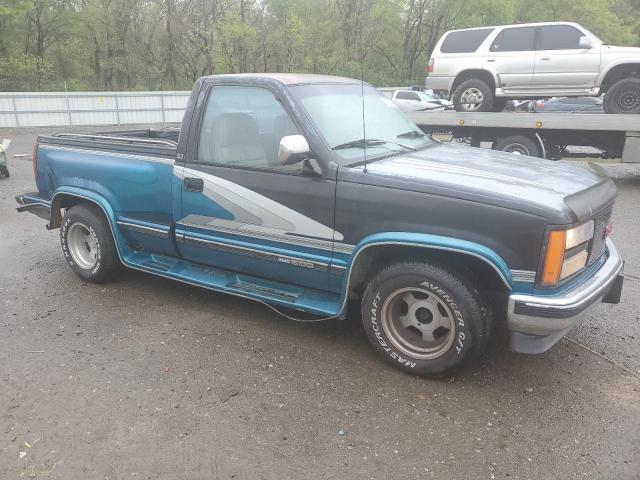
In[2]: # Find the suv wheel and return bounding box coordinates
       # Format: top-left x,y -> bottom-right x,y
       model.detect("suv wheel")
604,78 -> 640,114
361,262 -> 491,377
61,204 -> 121,283
452,79 -> 494,112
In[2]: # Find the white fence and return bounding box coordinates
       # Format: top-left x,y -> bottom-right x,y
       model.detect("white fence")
0,87 -> 407,128
0,91 -> 191,128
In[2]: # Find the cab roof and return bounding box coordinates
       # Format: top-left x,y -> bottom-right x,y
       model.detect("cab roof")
205,73 -> 361,86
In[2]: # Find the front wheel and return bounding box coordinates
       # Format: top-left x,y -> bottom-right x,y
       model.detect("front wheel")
361,262 -> 490,377
60,204 -> 121,283
604,78 -> 640,114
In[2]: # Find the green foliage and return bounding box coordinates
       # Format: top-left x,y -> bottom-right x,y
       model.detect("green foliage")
0,54 -> 53,91
0,0 -> 638,91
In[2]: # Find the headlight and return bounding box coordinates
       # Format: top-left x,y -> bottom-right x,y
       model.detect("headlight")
541,221 -> 594,286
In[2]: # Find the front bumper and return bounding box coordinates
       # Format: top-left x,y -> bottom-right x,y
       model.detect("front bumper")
508,239 -> 623,354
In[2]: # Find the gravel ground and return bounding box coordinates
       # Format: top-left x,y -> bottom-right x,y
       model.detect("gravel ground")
1,128 -> 639,480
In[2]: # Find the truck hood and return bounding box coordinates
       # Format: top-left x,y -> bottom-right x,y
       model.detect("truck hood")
349,143 -> 616,222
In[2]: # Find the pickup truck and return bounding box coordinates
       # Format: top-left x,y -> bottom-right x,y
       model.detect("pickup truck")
16,73 -> 624,377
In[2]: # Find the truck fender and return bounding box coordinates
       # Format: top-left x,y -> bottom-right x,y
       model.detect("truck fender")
338,232 -> 512,315
50,187 -> 126,263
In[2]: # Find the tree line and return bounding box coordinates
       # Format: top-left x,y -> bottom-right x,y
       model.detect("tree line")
0,0 -> 638,91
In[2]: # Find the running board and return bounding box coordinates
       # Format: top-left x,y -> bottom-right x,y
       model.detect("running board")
122,251 -> 341,317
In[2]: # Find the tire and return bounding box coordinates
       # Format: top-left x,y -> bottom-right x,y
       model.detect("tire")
0,165 -> 8,177
451,79 -> 494,112
361,262 -> 490,377
493,135 -> 541,158
492,98 -> 508,112
604,78 -> 640,114
60,204 -> 121,283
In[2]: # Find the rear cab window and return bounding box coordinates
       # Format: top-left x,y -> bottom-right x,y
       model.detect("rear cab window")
440,28 -> 494,53
538,25 -> 583,50
490,26 -> 537,52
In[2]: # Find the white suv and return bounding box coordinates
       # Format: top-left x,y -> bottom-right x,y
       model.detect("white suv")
426,22 -> 640,114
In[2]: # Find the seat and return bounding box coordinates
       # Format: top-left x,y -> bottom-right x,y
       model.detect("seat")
210,112 -> 267,168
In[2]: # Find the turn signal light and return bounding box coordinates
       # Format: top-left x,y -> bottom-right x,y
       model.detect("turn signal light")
541,230 -> 566,286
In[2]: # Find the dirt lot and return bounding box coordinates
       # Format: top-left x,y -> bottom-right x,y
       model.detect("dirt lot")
1,128 -> 639,479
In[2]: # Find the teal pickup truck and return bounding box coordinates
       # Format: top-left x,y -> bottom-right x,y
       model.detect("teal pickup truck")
16,74 -> 624,377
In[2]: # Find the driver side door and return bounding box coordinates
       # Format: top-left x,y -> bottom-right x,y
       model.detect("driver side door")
176,85 -> 338,291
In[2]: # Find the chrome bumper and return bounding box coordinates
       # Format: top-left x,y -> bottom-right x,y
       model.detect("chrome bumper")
508,239 -> 623,354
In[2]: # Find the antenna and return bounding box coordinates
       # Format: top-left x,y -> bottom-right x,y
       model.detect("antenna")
359,18 -> 367,173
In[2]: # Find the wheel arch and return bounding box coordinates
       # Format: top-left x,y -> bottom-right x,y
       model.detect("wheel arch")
598,62 -> 640,94
340,234 -> 512,315
50,188 -> 125,263
451,69 -> 497,94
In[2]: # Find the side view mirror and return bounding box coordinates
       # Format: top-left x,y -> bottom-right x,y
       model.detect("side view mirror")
579,36 -> 593,49
278,135 -> 312,165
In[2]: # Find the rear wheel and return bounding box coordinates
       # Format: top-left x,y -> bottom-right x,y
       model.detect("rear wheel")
604,78 -> 640,114
451,79 -> 494,112
0,165 -> 8,177
60,204 -> 121,283
493,135 -> 541,158
361,262 -> 490,377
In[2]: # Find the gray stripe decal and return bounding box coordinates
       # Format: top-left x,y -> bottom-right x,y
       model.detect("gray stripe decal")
41,144 -> 175,165
177,167 -> 344,242
176,218 -> 355,255
510,269 -> 536,283
182,234 -> 330,272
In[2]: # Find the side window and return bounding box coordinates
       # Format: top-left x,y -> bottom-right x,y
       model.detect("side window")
197,86 -> 301,172
440,28 -> 494,54
490,27 -> 536,52
538,25 -> 583,50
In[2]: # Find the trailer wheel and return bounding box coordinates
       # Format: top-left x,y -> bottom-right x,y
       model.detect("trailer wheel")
493,135 -> 541,158
604,78 -> 640,114
451,79 -> 494,112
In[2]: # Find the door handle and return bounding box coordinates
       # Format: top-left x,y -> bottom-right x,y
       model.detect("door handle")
540,57 -> 551,61
486,59 -> 496,62
183,177 -> 204,192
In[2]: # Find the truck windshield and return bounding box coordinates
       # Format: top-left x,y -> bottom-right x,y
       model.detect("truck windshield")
290,84 -> 432,164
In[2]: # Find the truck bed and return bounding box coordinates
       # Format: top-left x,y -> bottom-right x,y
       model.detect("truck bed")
37,127 -> 179,160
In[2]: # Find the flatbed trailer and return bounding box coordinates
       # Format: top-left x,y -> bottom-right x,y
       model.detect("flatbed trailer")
406,111 -> 640,162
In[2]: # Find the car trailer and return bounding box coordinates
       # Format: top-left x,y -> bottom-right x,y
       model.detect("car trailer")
407,111 -> 640,162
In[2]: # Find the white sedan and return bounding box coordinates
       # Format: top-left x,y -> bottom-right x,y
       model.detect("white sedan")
391,90 -> 452,112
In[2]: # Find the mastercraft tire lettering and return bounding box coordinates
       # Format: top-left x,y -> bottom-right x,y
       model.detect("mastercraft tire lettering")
361,261 -> 489,377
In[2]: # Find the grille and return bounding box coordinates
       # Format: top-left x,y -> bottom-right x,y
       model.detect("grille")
588,205 -> 613,265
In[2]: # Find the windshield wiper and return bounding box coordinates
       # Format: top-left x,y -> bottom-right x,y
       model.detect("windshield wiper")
332,138 -> 416,151
397,130 -> 426,139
